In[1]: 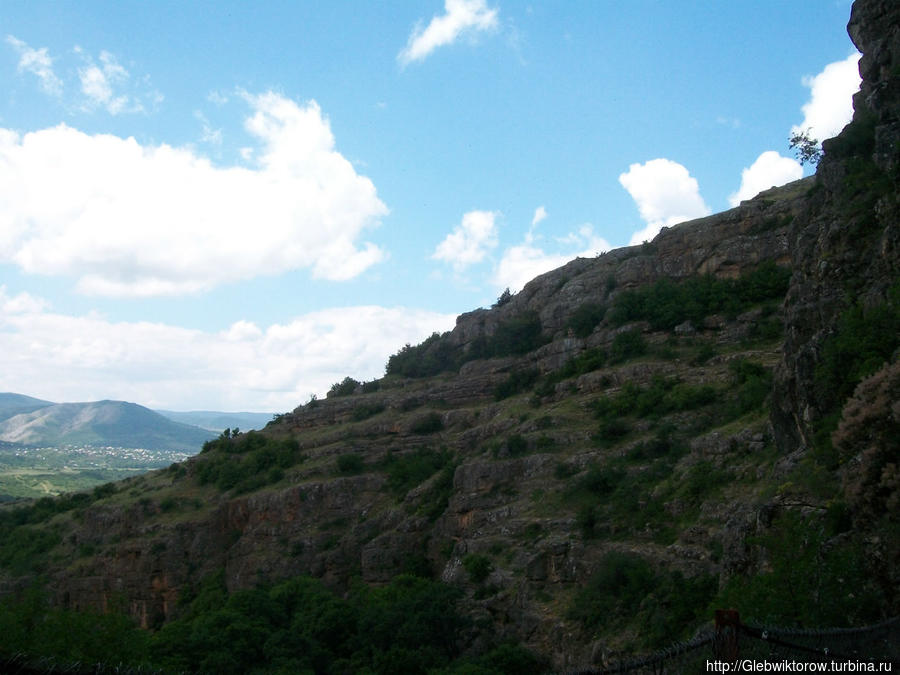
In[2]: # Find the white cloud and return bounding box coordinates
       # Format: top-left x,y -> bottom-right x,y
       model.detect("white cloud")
398,0 -> 499,66
0,92 -> 388,296
728,151 -> 803,207
194,110 -> 223,145
492,224 -> 609,293
76,49 -> 147,114
531,206 -> 547,226
432,210 -> 498,270
0,287 -> 456,411
6,35 -> 63,96
792,52 -> 861,141
0,285 -> 48,314
618,158 -> 711,245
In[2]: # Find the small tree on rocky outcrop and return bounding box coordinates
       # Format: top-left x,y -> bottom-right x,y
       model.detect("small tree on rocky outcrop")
789,128 -> 822,166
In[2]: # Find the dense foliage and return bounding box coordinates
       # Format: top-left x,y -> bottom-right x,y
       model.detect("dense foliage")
386,312 -> 548,379
385,332 -> 457,378
715,511 -> 884,627
380,448 -> 452,498
608,262 -> 790,330
196,431 -> 304,493
568,551 -> 717,649
813,284 -> 900,417
0,575 -> 541,675
328,376 -> 360,398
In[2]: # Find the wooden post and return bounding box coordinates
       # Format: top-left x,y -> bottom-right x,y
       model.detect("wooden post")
714,609 -> 741,661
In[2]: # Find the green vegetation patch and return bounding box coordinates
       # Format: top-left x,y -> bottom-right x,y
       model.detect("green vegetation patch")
568,551 -> 716,649
196,431 -> 304,493
386,311 -> 549,379
608,262 -> 791,331
814,285 -> 900,417
410,411 -> 444,434
567,302 -> 607,338
592,376 -> 717,424
380,448 -> 453,498
463,553 -> 493,583
534,347 -> 607,399
336,453 -> 365,475
811,285 -> 900,467
494,368 -> 540,401
0,574 -> 542,674
351,401 -> 386,421
715,511 -> 884,627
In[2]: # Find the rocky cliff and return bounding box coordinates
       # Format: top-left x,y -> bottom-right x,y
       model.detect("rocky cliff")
1,1 -> 898,671
773,0 -> 900,451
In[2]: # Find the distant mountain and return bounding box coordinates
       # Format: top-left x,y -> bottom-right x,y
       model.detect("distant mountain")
155,410 -> 274,433
0,393 -> 55,422
0,400 -> 215,451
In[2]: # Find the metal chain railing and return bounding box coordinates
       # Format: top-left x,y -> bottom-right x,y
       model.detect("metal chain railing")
565,613 -> 900,674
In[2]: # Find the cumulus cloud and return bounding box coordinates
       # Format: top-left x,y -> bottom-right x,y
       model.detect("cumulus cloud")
398,0 -> 499,66
6,35 -> 63,96
0,286 -> 456,411
792,52 -> 862,141
728,151 -> 803,207
531,206 -> 547,226
432,210 -> 498,270
492,224 -> 609,293
618,159 -> 711,246
0,92 -> 388,296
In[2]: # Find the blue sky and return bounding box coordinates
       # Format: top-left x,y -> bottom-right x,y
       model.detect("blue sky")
0,0 -> 861,411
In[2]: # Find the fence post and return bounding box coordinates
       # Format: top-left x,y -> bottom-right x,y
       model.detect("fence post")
714,609 -> 741,661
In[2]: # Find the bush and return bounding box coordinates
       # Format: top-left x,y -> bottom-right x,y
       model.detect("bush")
351,402 -> 385,421
328,376 -> 360,398
410,412 -> 444,435
505,434 -> 528,457
381,448 -> 452,498
92,482 -> 116,499
814,289 -> 900,416
567,302 -> 607,338
150,572 -> 472,674
0,526 -> 60,574
609,329 -> 647,363
494,368 -> 540,401
715,511 -> 882,627
568,552 -> 716,648
490,311 -> 546,357
608,263 -> 791,331
337,453 -> 365,475
386,332 -> 458,378
568,552 -> 656,631
462,554 -> 493,583
726,359 -> 772,417
195,433 -> 304,492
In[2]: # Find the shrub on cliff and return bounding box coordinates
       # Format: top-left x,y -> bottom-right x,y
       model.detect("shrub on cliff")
608,263 -> 790,330
328,376 -> 360,397
195,432 -> 303,492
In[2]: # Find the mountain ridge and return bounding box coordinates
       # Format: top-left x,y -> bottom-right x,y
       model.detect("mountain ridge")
0,399 -> 214,451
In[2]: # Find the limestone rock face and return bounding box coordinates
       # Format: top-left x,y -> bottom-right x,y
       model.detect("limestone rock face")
445,183 -> 804,352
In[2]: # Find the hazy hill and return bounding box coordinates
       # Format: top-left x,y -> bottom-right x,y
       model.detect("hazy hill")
155,410 -> 274,433
0,400 -> 214,451
0,393 -> 54,422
